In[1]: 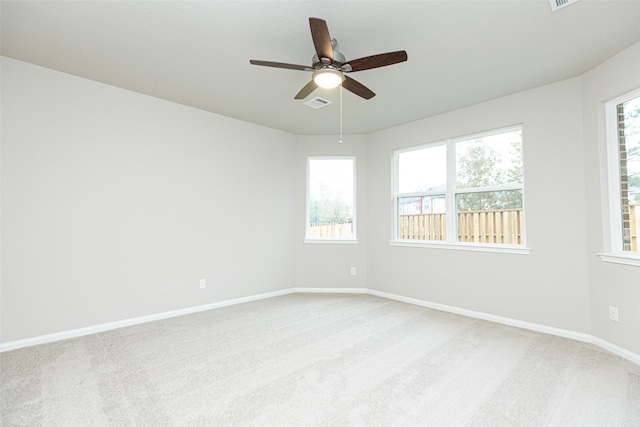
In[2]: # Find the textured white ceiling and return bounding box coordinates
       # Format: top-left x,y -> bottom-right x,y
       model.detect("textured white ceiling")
2,1 -> 640,135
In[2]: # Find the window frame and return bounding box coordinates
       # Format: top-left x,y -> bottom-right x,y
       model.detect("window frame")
305,156 -> 357,244
599,88 -> 640,267
391,125 -> 530,255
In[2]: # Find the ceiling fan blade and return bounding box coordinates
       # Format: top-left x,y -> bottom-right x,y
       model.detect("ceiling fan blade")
250,60 -> 313,71
345,51 -> 408,72
309,18 -> 333,60
342,76 -> 375,100
294,80 -> 318,99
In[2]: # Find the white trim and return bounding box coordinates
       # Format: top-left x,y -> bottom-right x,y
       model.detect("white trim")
2,287 -> 638,366
455,184 -> 524,194
367,289 -> 592,342
0,288 -> 294,353
451,124 -> 525,145
292,287 -> 368,294
390,240 -> 531,255
394,139 -> 448,156
598,252 -> 640,267
603,88 -> 640,255
304,238 -> 358,245
590,336 -> 640,365
446,138 -> 457,240
604,99 -> 624,253
365,289 -> 639,365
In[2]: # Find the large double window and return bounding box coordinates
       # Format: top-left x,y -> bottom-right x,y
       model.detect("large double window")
602,89 -> 640,266
393,126 -> 526,252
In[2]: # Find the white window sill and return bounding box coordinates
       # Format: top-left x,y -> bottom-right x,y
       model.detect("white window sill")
304,238 -> 358,245
390,240 -> 531,255
598,253 -> 640,267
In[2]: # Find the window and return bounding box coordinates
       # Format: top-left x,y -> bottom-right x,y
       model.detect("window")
306,157 -> 356,242
393,126 -> 526,253
601,89 -> 640,266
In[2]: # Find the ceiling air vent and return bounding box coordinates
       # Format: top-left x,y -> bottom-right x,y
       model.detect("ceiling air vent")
303,97 -> 332,109
549,0 -> 579,11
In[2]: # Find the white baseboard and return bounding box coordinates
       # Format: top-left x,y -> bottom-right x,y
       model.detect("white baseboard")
292,287 -> 368,294
365,289 -> 639,365
2,286 -> 639,366
367,289 -> 594,342
0,288 -> 294,353
590,336 -> 640,365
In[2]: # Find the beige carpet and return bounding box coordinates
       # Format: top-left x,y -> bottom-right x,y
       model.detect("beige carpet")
2,293 -> 639,426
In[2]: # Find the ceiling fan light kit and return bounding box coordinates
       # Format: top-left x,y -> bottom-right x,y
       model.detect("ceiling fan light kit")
313,68 -> 343,89
250,17 -> 408,100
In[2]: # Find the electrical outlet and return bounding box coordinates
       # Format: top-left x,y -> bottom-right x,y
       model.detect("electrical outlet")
350,267 -> 356,276
608,306 -> 619,322
199,279 -> 206,289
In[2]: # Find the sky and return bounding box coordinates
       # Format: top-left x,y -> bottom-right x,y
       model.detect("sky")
308,158 -> 354,204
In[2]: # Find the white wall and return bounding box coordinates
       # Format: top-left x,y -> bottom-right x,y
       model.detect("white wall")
1,57 -> 296,343
294,135 -> 367,290
3,41 -> 639,358
366,77 -> 592,334
582,41 -> 640,355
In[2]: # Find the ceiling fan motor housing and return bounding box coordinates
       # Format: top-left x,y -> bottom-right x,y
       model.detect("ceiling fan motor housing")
312,38 -> 346,70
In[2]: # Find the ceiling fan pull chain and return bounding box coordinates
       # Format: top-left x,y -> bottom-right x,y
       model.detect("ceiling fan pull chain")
339,82 -> 343,143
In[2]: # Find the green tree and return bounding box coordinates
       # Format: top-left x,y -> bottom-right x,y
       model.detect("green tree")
457,142 -> 497,189
456,139 -> 522,211
309,181 -> 351,224
309,197 -> 349,224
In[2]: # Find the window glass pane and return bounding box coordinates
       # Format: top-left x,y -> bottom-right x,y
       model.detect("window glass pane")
307,158 -> 354,239
456,129 -> 523,189
393,125 -> 525,247
618,96 -> 640,252
456,190 -> 523,244
398,144 -> 446,194
397,196 -> 446,241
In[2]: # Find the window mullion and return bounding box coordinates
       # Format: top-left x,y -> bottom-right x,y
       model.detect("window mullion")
392,152 -> 399,240
455,184 -> 523,194
397,191 -> 446,198
446,139 -> 457,243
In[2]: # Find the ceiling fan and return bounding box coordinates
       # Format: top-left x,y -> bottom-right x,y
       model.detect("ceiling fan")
250,17 -> 408,100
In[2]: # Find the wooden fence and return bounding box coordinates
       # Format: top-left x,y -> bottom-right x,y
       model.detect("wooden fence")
308,221 -> 353,238
398,212 -> 446,241
310,204 -> 639,249
399,208 -> 523,244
